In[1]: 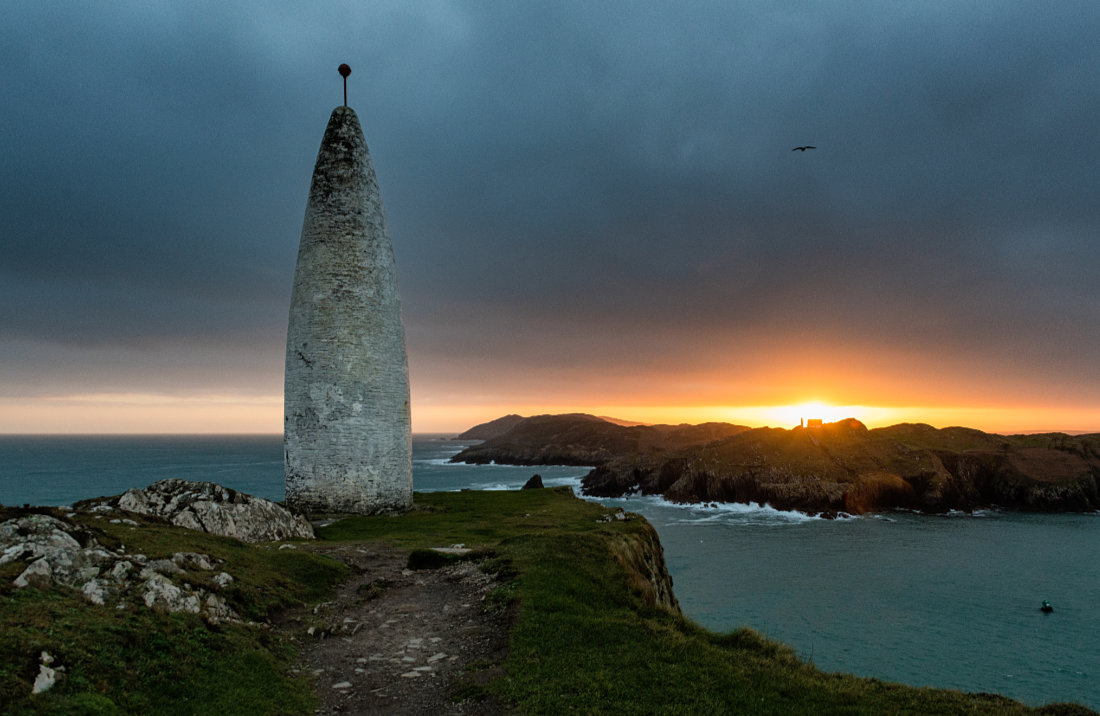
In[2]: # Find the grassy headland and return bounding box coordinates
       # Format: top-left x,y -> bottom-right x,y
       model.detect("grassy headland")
2,490 -> 1094,714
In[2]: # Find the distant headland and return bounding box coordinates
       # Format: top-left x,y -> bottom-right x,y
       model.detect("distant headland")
452,413 -> 1100,516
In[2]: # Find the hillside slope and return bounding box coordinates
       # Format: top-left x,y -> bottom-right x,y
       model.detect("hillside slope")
453,414 -> 1100,515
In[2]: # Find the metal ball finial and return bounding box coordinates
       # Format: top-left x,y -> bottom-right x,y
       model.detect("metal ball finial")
338,64 -> 351,106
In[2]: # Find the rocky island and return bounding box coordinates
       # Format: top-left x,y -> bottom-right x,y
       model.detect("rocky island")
453,413 -> 1100,516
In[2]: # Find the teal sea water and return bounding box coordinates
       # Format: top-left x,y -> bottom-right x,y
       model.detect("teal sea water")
1,434 -> 1096,709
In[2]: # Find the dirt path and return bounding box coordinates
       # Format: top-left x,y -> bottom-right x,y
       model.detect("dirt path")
275,542 -> 509,714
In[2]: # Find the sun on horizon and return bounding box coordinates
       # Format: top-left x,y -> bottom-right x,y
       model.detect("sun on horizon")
754,401 -> 873,428
1,393 -> 1096,437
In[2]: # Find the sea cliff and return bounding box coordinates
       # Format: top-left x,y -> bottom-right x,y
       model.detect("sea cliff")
453,414 -> 1100,516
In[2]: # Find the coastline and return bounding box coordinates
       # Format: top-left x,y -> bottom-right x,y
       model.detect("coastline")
2,484 -> 1096,714
452,415 -> 1100,516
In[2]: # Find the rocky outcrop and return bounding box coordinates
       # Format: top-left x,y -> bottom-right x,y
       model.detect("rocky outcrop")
2,481 -> 313,623
457,414 -> 1100,516
79,478 -> 315,542
0,512 -> 239,623
581,420 -> 1100,516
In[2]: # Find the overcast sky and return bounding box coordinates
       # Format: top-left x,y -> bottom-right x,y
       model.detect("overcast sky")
2,1 -> 1099,433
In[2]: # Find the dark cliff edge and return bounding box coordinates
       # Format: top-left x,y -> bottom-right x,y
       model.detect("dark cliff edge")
453,414 -> 1100,516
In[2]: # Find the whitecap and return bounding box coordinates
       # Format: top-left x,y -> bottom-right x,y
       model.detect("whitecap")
415,457 -> 467,467
578,489 -> 837,526
544,476 -> 585,488
471,482 -> 515,491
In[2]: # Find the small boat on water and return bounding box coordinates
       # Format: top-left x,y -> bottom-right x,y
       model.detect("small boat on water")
1040,600 -> 1053,613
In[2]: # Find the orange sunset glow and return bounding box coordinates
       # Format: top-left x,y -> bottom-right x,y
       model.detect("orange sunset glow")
2,376 -> 1097,436
407,401 -> 1100,436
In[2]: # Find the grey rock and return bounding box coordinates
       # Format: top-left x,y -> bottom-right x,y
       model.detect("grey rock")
114,479 -> 314,542
110,560 -> 133,580
15,558 -> 53,589
0,514 -> 82,565
173,552 -> 218,570
144,558 -> 183,575
0,512 -> 239,623
142,573 -> 201,614
32,652 -> 57,695
82,578 -> 111,605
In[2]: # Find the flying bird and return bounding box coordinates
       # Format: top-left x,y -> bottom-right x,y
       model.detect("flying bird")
792,145 -> 816,152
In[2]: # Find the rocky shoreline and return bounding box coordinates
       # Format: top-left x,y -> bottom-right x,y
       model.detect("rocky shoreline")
453,414 -> 1100,516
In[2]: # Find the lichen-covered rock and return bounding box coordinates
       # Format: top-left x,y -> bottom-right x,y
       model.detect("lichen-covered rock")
1,514 -> 83,564
0,512 -> 239,623
82,578 -> 111,605
142,573 -> 201,613
173,552 -> 218,571
2,514 -> 107,590
113,479 -> 314,542
15,558 -> 54,589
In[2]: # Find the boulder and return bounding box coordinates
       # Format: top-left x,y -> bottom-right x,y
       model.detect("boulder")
113,479 -> 314,542
521,474 -> 544,490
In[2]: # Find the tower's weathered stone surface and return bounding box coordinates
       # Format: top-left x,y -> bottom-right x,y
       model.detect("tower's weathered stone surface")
284,106 -> 412,514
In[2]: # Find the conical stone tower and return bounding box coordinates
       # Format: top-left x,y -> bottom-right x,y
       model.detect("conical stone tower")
284,101 -> 412,514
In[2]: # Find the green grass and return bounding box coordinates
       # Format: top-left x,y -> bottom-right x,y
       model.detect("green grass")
0,511 -> 348,715
2,490 -> 1094,715
319,488 -> 1094,715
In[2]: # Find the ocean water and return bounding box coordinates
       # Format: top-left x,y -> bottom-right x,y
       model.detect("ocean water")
0,434 -> 1096,709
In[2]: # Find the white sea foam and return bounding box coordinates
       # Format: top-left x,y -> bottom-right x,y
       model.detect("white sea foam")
415,457 -> 488,467
474,482 -> 515,491
667,500 -> 836,525
544,476 -> 585,488
939,508 -> 999,518
575,487 -> 842,526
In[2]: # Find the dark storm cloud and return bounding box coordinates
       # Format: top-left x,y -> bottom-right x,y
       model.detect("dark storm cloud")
2,1 -> 1099,403
379,1 -> 1100,379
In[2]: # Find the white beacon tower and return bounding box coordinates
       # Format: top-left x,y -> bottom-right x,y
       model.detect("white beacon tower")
284,65 -> 412,513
